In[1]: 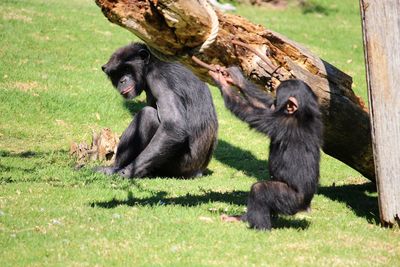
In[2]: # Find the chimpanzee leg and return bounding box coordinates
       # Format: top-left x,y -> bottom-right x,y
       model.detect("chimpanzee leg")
246,182 -> 273,230
246,181 -> 301,230
115,106 -> 160,167
95,106 -> 159,175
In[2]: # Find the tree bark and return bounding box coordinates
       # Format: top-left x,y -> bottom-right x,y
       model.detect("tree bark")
360,0 -> 400,226
95,0 -> 375,182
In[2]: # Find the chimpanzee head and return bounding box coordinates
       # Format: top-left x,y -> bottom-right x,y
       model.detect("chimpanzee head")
274,79 -> 320,120
102,43 -> 150,100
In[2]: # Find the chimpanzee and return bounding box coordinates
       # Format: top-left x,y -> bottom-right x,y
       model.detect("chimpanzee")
208,66 -> 322,230
95,43 -> 218,178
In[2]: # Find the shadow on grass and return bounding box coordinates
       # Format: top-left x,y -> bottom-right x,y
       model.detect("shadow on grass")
0,164 -> 37,174
0,151 -> 39,175
214,139 -> 269,181
0,150 -> 51,178
0,149 -> 67,183
274,216 -> 310,230
91,189 -> 310,230
0,150 -> 44,158
123,100 -> 146,116
91,190 -> 248,208
318,182 -> 379,224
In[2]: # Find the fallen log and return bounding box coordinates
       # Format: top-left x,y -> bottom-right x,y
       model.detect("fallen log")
95,0 -> 375,182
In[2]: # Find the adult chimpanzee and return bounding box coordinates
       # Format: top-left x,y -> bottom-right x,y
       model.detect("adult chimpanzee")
96,43 -> 218,178
208,66 -> 322,230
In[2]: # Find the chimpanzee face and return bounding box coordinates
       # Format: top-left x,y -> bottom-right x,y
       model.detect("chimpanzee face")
275,85 -> 299,115
275,79 -> 319,118
102,43 -> 150,100
105,69 -> 141,100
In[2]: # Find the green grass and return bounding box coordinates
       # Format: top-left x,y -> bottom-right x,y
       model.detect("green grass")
1,0 -> 399,266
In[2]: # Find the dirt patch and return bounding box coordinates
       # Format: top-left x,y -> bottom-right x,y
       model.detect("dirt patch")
1,9 -> 34,23
13,81 -> 39,92
30,32 -> 50,42
61,65 -> 76,71
7,81 -> 47,96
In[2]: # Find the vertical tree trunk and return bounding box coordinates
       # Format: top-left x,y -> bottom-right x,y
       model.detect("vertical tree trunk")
360,0 -> 400,226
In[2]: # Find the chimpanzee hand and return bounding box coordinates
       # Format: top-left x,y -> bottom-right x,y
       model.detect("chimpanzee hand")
94,166 -> 119,175
208,65 -> 233,90
117,164 -> 147,178
209,66 -> 248,92
224,67 -> 247,89
220,214 -> 244,223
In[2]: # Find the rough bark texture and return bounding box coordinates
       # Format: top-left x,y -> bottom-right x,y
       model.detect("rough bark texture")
95,0 -> 375,181
360,0 -> 400,226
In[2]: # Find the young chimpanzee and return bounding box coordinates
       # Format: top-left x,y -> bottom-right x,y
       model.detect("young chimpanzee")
208,66 -> 322,230
96,43 -> 218,178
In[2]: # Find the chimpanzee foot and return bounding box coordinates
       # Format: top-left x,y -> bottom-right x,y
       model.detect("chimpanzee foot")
221,214 -> 245,223
193,170 -> 203,177
94,166 -> 119,175
117,168 -> 132,178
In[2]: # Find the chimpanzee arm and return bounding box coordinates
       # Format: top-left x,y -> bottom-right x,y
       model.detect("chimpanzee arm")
210,69 -> 277,137
227,67 -> 275,109
119,90 -> 188,178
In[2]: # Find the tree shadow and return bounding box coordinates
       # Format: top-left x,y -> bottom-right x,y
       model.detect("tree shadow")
91,188 -> 310,231
0,150 -> 39,179
318,182 -> 379,224
0,164 -> 37,175
0,149 -> 67,183
214,139 -> 269,181
91,190 -> 248,208
0,150 -> 45,158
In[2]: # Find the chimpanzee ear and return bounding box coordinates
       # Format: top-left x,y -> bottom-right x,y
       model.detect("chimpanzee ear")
138,49 -> 150,63
286,96 -> 298,114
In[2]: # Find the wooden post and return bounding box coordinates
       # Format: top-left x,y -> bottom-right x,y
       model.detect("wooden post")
359,0 -> 400,226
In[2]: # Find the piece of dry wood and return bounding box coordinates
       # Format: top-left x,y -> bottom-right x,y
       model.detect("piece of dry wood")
360,0 -> 400,226
70,128 -> 119,167
95,0 -> 375,181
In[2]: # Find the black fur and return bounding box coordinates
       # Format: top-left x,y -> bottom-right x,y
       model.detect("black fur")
212,67 -> 322,230
97,43 -> 218,178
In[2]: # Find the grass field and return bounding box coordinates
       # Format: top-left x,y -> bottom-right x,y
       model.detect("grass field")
1,0 -> 399,266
